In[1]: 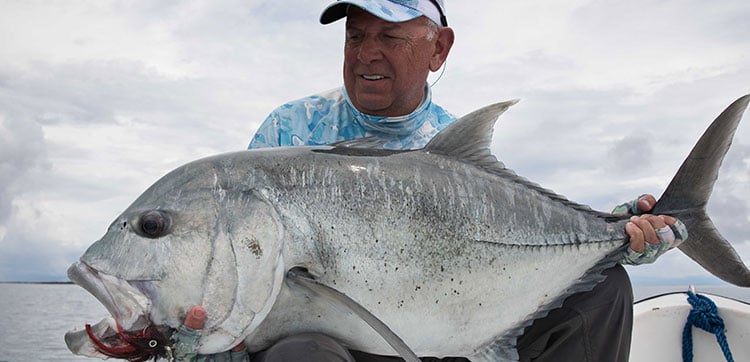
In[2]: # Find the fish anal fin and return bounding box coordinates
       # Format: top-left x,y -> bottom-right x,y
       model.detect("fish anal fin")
469,254 -> 620,362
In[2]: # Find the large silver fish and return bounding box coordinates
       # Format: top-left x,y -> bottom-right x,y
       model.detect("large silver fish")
65,96 -> 750,361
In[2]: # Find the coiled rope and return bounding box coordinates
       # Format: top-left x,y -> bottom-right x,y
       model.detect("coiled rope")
682,289 -> 734,362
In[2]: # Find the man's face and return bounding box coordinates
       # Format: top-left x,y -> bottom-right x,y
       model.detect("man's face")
344,7 -> 438,117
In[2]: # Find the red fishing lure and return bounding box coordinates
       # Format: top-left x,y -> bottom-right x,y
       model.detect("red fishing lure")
85,321 -> 170,361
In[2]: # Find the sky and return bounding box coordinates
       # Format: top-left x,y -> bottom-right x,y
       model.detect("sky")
0,0 -> 749,289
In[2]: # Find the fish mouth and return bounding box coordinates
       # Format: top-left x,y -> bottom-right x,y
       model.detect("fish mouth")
64,261 -> 170,359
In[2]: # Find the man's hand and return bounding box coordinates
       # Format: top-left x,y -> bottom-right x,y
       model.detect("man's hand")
626,214 -> 677,253
619,195 -> 688,265
172,306 -> 248,361
612,194 -> 656,216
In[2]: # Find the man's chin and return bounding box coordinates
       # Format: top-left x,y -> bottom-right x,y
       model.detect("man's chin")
348,92 -> 400,117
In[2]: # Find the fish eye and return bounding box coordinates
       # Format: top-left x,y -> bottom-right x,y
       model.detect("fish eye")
136,210 -> 171,238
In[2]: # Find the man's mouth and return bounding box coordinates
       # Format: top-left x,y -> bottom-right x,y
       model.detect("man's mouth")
361,74 -> 386,81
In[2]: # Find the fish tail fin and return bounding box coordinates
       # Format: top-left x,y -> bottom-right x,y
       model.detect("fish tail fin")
652,94 -> 750,287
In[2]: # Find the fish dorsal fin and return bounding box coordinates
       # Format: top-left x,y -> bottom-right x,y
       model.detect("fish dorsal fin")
424,99 -> 609,218
423,100 -> 518,165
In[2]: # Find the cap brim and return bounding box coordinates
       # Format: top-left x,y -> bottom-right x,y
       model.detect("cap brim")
320,1 -> 422,25
320,3 -> 348,24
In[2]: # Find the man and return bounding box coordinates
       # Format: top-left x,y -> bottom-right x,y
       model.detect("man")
177,1 -> 686,361
249,1 -> 455,150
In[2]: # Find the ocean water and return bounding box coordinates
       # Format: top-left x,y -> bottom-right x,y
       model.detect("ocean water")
0,283 -> 109,362
0,283 -> 748,361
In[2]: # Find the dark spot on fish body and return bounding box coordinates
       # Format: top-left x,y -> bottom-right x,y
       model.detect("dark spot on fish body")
243,237 -> 263,258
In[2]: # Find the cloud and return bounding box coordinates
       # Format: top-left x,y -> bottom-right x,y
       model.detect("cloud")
0,216 -> 82,282
0,111 -> 48,224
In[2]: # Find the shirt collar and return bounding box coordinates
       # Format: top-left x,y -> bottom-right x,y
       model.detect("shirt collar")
343,85 -> 432,136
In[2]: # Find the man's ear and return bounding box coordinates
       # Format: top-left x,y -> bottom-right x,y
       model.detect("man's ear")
430,27 -> 455,72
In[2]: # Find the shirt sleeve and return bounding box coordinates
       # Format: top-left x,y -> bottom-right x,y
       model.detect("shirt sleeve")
248,111 -> 283,149
248,91 -> 344,149
249,102 -> 313,149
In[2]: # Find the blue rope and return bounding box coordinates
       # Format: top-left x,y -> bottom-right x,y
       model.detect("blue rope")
682,290 -> 734,362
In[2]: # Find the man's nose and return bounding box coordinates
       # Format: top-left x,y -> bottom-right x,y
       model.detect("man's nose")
357,37 -> 384,64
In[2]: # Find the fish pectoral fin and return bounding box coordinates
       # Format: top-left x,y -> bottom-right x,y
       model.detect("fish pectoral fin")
286,267 -> 420,362
329,136 -> 387,149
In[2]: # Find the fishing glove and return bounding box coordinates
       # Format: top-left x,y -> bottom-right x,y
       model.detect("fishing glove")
620,219 -> 688,265
172,325 -> 250,362
611,195 -> 649,216
612,196 -> 689,265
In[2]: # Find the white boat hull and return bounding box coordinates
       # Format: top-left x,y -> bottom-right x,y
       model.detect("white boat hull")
631,292 -> 750,361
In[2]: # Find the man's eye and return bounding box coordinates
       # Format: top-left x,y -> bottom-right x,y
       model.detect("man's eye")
382,34 -> 406,43
346,32 -> 363,41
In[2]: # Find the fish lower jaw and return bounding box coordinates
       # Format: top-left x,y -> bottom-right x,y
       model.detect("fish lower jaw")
66,261 -> 153,333
65,317 -> 119,358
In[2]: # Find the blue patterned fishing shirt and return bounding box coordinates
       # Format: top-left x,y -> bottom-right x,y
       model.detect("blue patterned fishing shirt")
248,85 -> 456,150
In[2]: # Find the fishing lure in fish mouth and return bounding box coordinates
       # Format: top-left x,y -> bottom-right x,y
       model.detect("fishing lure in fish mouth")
85,321 -> 171,362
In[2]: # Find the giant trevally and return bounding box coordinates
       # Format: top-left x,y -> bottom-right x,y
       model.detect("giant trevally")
65,95 -> 750,361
